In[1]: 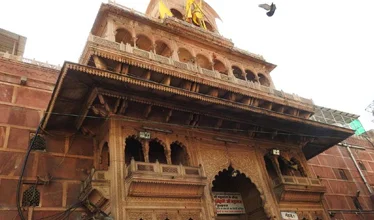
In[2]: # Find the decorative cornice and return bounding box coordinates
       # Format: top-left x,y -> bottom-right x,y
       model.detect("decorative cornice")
82,42 -> 314,113
61,63 -> 352,134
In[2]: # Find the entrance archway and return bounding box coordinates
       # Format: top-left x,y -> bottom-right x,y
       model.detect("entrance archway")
212,166 -> 268,220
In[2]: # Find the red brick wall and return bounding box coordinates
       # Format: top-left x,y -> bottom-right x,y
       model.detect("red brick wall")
0,58 -> 94,219
309,136 -> 374,219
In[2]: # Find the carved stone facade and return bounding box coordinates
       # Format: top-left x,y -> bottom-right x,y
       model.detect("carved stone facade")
0,1 -> 360,220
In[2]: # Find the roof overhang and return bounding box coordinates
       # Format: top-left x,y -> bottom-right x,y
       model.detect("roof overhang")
43,62 -> 354,159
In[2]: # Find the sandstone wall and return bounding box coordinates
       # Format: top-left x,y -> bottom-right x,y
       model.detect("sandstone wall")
0,58 -> 94,219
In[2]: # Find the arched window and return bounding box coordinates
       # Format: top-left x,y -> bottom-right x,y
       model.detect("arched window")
125,136 -> 144,165
149,139 -> 167,164
213,59 -> 227,75
205,21 -> 214,32
258,73 -> 270,86
136,34 -> 153,52
155,40 -> 172,57
115,28 -> 133,45
178,48 -> 194,64
264,155 -> 278,180
290,157 -> 307,177
99,143 -> 110,171
171,142 -> 189,166
171,9 -> 183,20
196,54 -> 212,70
245,70 -> 257,82
278,156 -> 304,176
232,66 -> 245,80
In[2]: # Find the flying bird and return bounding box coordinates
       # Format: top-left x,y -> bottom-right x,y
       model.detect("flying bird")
259,3 -> 276,17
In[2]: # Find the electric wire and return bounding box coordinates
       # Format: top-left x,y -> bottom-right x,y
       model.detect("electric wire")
42,110 -> 352,140
16,115 -> 46,220
35,201 -> 82,220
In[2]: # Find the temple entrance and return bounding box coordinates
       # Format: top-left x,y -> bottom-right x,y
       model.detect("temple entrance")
212,166 -> 268,220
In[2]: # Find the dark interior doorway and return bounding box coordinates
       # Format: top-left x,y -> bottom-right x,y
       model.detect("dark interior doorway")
149,140 -> 167,164
125,136 -> 145,165
212,166 -> 268,220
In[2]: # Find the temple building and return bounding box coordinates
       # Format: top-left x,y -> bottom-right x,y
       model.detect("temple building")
0,0 -> 373,220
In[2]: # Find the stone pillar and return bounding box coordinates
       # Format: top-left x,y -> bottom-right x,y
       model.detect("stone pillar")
164,139 -> 172,165
108,118 -> 126,219
143,140 -> 150,163
105,19 -> 116,41
270,155 -> 283,178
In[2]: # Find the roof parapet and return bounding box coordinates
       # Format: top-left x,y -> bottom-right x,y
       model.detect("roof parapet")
0,51 -> 61,70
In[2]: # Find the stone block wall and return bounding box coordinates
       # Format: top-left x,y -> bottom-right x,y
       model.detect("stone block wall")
309,135 -> 374,219
0,57 -> 94,219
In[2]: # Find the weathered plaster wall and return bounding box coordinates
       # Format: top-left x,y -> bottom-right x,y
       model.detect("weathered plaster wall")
0,57 -> 94,219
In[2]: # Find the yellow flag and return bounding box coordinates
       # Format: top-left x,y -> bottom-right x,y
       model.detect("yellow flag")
192,0 -> 206,29
159,0 -> 173,19
186,0 -> 195,19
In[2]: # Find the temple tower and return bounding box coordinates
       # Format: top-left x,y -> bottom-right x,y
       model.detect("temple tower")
41,1 -> 354,219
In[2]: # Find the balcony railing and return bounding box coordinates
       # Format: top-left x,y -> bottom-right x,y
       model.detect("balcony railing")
85,34 -> 314,106
125,160 -> 206,198
126,160 -> 204,178
272,175 -> 325,203
273,175 -> 323,187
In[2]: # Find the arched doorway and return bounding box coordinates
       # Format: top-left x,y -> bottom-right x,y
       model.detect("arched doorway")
170,142 -> 189,166
149,139 -> 167,164
125,136 -> 145,165
212,166 -> 268,220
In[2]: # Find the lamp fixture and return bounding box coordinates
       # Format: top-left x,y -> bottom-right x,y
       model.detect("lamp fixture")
271,148 -> 280,156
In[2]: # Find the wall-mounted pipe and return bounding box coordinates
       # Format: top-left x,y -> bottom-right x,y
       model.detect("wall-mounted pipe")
347,146 -> 373,194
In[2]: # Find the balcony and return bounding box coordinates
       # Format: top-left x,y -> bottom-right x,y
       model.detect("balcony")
81,34 -> 314,107
126,160 -> 207,198
272,175 -> 326,203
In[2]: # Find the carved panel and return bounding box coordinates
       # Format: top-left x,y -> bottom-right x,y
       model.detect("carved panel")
199,147 -> 229,183
155,212 -> 178,220
128,211 -> 153,220
180,211 -> 201,220
199,146 -> 278,219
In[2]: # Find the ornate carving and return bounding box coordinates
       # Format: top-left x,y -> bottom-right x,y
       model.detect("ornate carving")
229,149 -> 278,219
128,211 -> 153,220
155,212 -> 178,220
180,211 -> 201,220
199,147 -> 230,183
199,147 -> 278,219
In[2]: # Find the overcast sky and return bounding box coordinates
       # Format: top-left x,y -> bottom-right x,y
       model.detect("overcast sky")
1,0 -> 373,130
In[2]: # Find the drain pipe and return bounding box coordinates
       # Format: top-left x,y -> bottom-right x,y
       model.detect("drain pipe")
346,145 -> 373,194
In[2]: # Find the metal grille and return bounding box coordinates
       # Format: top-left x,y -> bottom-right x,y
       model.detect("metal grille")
185,169 -> 199,175
22,186 -> 40,207
29,134 -> 46,151
162,167 -> 178,173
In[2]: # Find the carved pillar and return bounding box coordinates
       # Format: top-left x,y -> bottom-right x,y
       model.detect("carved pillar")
108,118 -> 126,219
142,140 -> 150,163
270,155 -> 282,178
133,37 -> 138,48
105,19 -> 116,41
171,40 -> 179,61
254,74 -> 260,83
131,24 -> 137,47
164,139 -> 172,165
